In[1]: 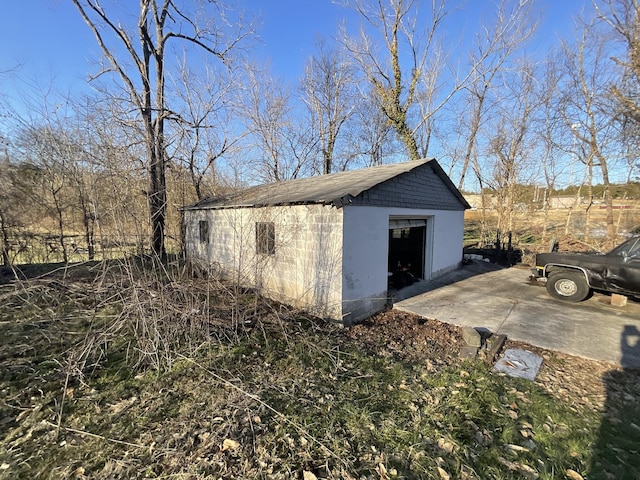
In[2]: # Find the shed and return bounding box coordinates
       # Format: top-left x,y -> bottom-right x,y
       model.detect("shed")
182,158 -> 470,325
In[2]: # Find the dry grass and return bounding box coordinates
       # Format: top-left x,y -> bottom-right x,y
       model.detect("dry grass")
465,205 -> 640,261
0,259 -> 639,479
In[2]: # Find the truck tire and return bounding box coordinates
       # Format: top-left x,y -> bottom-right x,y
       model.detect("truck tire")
546,270 -> 590,302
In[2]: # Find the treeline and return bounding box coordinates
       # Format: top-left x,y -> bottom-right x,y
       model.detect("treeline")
0,122 -> 180,265
475,182 -> 640,203
555,183 -> 640,200
1,0 -> 639,264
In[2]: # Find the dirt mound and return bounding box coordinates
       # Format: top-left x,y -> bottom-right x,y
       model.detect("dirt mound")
345,310 -> 462,366
344,308 -> 633,412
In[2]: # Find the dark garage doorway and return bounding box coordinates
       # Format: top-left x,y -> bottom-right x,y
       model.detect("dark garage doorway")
388,219 -> 426,289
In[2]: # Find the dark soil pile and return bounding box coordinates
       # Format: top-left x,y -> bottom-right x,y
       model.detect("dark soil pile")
345,309 -> 639,413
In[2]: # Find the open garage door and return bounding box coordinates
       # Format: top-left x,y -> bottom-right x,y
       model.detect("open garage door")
388,218 -> 427,288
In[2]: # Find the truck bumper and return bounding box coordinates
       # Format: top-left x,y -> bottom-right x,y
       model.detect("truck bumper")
530,267 -> 546,283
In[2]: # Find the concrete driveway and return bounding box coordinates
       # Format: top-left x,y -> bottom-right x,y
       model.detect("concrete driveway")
393,261 -> 640,368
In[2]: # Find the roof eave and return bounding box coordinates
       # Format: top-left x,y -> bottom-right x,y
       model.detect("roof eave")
182,199 -> 340,211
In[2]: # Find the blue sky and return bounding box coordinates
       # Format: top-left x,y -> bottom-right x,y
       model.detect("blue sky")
1,0 -> 590,99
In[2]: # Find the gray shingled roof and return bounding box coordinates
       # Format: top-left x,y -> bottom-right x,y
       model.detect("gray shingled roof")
184,158 -> 469,210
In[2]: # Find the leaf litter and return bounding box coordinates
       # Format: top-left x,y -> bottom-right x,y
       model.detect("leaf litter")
0,262 -> 639,479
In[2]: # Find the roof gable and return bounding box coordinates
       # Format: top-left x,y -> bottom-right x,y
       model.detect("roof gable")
184,159 -> 470,210
350,160 -> 469,211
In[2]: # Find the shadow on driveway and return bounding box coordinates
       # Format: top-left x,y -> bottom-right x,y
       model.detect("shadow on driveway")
390,260 -> 504,302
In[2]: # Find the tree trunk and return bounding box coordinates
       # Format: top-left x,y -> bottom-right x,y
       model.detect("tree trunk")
323,132 -> 337,174
583,163 -> 594,242
140,11 -> 166,261
0,211 -> 10,266
598,157 -> 616,242
565,186 -> 583,236
540,188 -> 551,248
53,194 -> 68,264
82,209 -> 95,261
590,133 -> 615,242
458,90 -> 487,189
399,123 -> 420,160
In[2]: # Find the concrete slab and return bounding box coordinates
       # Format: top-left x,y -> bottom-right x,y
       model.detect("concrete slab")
461,326 -> 482,347
394,261 -> 640,368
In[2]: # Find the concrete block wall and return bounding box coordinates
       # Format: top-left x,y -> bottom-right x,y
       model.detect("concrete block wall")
184,204 -> 344,320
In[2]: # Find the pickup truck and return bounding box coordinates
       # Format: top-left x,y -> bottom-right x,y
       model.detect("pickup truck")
531,234 -> 640,302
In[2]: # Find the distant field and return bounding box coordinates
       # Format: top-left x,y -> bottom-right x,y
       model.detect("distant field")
464,203 -> 640,252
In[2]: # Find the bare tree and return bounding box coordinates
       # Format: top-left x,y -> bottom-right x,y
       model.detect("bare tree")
89,99 -> 152,256
243,67 -> 316,182
301,39 -> 356,174
559,17 -> 621,241
171,61 -> 244,200
0,135 -> 12,265
534,58 -> 565,245
15,124 -> 72,263
596,0 -> 640,125
0,157 -> 44,266
72,0 -> 253,258
483,60 -> 539,237
596,0 -> 640,180
455,0 -> 537,190
351,86 -> 396,167
341,0 -> 445,159
0,155 -> 24,266
0,88 -> 114,264
342,0 -> 535,162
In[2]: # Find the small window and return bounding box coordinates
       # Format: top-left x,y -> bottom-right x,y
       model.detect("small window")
199,220 -> 209,244
256,222 -> 275,255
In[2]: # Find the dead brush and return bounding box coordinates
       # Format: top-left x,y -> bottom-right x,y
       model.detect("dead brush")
65,259 -> 206,374
64,255 -> 309,377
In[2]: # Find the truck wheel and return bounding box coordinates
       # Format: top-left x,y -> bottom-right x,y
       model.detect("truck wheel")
546,271 -> 590,302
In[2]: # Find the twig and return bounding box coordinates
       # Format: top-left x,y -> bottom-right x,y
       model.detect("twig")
46,421 -> 176,452
56,369 -> 71,439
